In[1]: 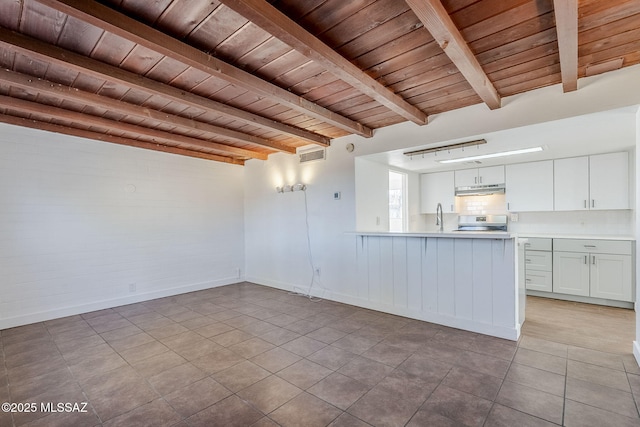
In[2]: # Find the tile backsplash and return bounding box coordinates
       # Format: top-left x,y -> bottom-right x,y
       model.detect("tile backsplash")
455,194 -> 507,215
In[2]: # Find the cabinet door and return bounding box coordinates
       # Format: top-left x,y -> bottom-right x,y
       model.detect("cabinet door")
590,253 -> 633,301
478,165 -> 505,185
420,171 -> 455,213
589,152 -> 629,210
553,251 -> 590,296
454,168 -> 479,187
525,251 -> 552,271
525,270 -> 552,292
554,156 -> 589,211
506,160 -> 554,211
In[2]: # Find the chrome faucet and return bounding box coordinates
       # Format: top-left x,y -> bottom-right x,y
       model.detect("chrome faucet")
436,203 -> 443,231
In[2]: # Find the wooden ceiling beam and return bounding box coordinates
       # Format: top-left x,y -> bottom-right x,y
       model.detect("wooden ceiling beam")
0,28 -> 329,147
38,0 -> 373,138
406,0 -> 501,109
0,113 -> 244,166
0,68 -> 295,154
0,114 -> 244,165
553,0 -> 578,92
218,0 -> 427,125
0,95 -> 268,160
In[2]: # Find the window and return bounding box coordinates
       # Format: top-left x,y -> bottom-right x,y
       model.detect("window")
389,170 -> 407,232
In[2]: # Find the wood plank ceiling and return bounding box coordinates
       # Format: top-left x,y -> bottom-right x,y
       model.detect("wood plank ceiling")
0,0 -> 638,165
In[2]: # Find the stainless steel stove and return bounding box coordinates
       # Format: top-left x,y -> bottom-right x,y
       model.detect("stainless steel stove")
456,214 -> 508,232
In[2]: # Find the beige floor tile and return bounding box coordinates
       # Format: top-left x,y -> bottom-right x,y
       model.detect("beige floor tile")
228,337 -> 275,359
281,336 -> 327,357
484,404 -> 558,427
566,377 -> 638,418
164,377 -> 232,418
147,363 -> 206,396
186,395 -> 263,427
190,347 -> 244,374
441,366 -> 503,401
337,356 -> 394,387
348,387 -> 424,427
270,392 -> 342,427
567,359 -> 631,392
505,363 -> 566,397
564,399 -> 640,427
512,347 -> 567,375
212,360 -> 271,392
495,381 -> 564,425
250,347 -> 301,373
236,375 -> 302,414
307,372 -> 369,410
276,359 -> 333,390
102,399 -> 181,427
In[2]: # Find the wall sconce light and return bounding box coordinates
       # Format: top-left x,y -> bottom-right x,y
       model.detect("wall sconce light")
276,183 -> 306,193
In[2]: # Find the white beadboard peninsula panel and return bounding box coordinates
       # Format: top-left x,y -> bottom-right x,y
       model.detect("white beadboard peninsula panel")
354,235 -> 519,340
0,124 -> 245,329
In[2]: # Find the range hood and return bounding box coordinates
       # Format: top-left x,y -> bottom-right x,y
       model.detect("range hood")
455,183 -> 505,196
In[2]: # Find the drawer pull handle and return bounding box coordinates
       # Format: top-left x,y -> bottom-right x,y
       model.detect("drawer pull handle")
592,255 -> 596,265
584,255 -> 587,264
525,259 -> 531,263
584,245 -> 596,248
526,279 -> 531,282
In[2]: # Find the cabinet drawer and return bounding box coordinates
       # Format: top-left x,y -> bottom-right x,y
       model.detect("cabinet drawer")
525,270 -> 552,292
553,239 -> 632,255
523,238 -> 552,251
525,251 -> 552,271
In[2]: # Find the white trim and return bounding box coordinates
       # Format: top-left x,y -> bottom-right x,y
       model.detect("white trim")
246,276 -> 519,341
0,276 -> 243,330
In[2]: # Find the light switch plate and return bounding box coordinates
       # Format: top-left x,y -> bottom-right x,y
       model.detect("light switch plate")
510,213 -> 519,222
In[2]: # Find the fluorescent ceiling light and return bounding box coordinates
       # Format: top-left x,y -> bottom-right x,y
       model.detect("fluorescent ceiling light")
438,146 -> 543,164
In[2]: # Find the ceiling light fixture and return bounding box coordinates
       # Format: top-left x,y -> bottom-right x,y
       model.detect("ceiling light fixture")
438,146 -> 543,164
403,139 -> 486,157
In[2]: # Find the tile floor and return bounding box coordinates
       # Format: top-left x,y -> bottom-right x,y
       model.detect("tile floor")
1,282 -> 639,427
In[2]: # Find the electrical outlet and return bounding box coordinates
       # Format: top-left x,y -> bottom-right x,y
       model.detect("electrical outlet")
129,283 -> 136,293
333,191 -> 341,200
510,213 -> 519,222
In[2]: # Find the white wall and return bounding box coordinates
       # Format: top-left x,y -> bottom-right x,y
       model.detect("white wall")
633,108 -> 640,365
244,144 -> 358,298
0,124 -> 245,329
245,64 -> 640,323
354,158 -> 389,231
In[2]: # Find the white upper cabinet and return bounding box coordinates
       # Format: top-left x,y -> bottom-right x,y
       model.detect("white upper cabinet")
554,152 -> 629,211
589,152 -> 629,210
506,160 -> 554,211
554,156 -> 589,210
420,171 -> 455,214
455,166 -> 504,187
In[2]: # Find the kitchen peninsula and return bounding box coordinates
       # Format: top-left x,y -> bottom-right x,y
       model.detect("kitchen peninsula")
353,231 -> 525,341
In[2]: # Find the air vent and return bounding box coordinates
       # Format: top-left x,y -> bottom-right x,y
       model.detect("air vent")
299,148 -> 326,163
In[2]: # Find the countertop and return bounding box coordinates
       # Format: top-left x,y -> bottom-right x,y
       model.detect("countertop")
514,233 -> 635,241
351,231 -> 635,241
352,230 -> 515,239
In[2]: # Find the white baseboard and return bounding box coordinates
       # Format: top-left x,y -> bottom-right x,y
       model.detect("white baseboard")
0,276 -> 243,330
634,341 -> 640,367
246,276 -> 519,341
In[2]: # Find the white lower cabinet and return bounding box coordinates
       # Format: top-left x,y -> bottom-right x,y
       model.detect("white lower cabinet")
524,238 -> 552,292
552,251 -> 590,296
552,239 -> 633,303
590,253 -> 632,301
